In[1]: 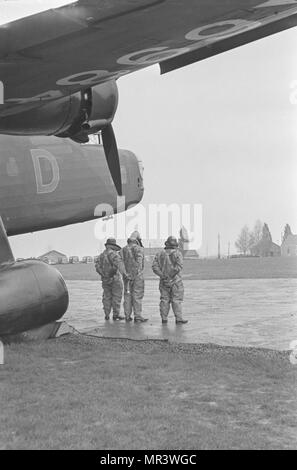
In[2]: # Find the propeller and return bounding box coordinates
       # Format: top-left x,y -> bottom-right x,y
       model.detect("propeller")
101,124 -> 122,196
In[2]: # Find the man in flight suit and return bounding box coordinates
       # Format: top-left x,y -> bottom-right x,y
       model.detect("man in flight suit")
121,231 -> 148,323
152,236 -> 188,324
95,238 -> 126,321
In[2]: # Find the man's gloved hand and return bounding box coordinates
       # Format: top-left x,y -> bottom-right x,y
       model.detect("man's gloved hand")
162,276 -> 173,288
124,274 -> 133,281
102,276 -> 114,285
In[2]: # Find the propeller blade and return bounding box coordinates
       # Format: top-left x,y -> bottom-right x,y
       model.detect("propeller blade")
101,124 -> 122,196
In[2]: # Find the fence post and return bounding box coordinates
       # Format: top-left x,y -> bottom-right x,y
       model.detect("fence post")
0,340 -> 4,365
0,81 -> 4,105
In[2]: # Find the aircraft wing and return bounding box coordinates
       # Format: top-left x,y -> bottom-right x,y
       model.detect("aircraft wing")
0,0 -> 297,114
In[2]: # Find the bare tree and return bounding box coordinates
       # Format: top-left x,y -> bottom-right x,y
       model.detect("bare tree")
249,219 -> 263,248
253,220 -> 263,244
235,225 -> 253,255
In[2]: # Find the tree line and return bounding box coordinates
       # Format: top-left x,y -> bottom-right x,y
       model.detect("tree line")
235,221 -> 293,256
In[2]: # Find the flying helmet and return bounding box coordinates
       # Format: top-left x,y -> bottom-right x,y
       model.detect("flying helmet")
129,230 -> 143,247
105,238 -> 121,251
164,236 -> 179,249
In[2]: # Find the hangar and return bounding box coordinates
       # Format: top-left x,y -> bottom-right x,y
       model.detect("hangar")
38,250 -> 68,265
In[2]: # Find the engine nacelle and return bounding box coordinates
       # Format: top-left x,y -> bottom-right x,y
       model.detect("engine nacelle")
0,260 -> 69,336
0,81 -> 118,142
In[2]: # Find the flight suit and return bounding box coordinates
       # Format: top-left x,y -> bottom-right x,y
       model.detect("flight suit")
121,242 -> 145,320
95,248 -> 125,320
152,248 -> 184,321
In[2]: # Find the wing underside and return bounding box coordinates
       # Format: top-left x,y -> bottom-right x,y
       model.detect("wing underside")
0,0 -> 297,113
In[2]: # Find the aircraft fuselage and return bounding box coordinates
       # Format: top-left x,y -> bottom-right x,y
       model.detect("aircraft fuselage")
0,135 -> 144,236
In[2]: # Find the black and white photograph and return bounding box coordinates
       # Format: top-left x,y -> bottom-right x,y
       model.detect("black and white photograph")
0,0 -> 296,452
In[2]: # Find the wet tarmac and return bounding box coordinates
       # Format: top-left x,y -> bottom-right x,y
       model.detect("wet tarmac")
64,278 -> 297,351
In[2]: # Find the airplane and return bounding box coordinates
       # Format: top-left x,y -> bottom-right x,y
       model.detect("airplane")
0,0 -> 296,338
0,135 -> 143,337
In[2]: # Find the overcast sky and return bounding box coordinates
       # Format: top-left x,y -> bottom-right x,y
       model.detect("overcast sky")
10,26 -> 297,258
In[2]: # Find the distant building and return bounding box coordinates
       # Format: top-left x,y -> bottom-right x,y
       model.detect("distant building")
38,250 -> 68,265
281,225 -> 297,257
143,247 -> 161,260
183,249 -> 199,259
251,223 -> 280,257
82,256 -> 94,263
143,245 -> 198,260
69,256 -> 80,264
282,235 -> 297,256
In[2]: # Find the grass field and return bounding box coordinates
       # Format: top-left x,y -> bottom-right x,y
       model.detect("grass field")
1,335 -> 296,450
56,256 -> 297,281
